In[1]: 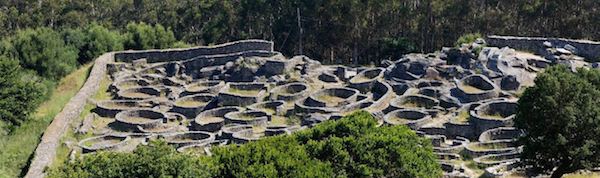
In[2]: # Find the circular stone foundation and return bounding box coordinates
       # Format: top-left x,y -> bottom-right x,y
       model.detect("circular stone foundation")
96,100 -> 152,117
471,100 -> 517,134
220,124 -> 253,140
389,94 -> 439,110
350,68 -> 384,84
117,86 -> 161,100
78,135 -> 131,153
115,109 -> 167,131
183,80 -> 225,96
192,106 -> 243,132
384,109 -> 431,129
163,131 -> 215,148
269,82 -> 309,101
217,82 -> 268,106
248,100 -> 285,115
171,93 -> 215,118
113,78 -> 150,91
224,110 -> 269,125
304,87 -> 359,108
454,74 -> 498,103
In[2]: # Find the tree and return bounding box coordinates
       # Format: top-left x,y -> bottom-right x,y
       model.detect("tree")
515,65 -> 600,178
63,24 -> 123,64
1,27 -> 78,80
210,136 -> 334,178
0,57 -> 44,131
124,22 -> 176,50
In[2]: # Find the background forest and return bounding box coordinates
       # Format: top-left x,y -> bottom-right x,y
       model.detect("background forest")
1,0 -> 599,65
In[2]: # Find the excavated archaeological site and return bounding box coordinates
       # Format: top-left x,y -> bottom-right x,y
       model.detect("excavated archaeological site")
27,36 -> 600,177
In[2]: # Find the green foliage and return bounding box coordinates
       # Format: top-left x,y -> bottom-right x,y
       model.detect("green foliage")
124,22 -> 177,50
50,110 -> 441,178
2,1 -> 600,65
1,28 -> 79,80
48,140 -> 212,178
0,57 -> 44,130
455,33 -> 483,47
210,136 -> 334,178
63,24 -> 124,64
516,65 -> 600,177
298,111 -> 441,177
370,37 -> 417,61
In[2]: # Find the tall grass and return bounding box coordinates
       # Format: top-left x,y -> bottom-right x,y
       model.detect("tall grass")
0,64 -> 92,178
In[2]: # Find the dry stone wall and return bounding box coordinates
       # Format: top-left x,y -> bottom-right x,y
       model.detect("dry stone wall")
114,39 -> 274,63
487,35 -> 600,61
25,53 -> 113,178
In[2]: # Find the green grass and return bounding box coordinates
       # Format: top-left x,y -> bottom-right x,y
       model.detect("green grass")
461,84 -> 484,93
454,110 -> 470,123
0,64 -> 92,178
228,88 -> 261,96
53,75 -> 113,169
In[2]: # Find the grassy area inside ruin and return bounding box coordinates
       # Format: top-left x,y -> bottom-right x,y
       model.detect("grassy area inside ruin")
481,113 -> 505,120
175,100 -> 207,107
460,84 -> 484,93
228,88 -> 261,96
0,64 -> 92,178
454,110 -> 470,123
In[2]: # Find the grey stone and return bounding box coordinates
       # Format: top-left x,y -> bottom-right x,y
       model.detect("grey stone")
555,48 -> 572,55
500,75 -> 519,91
543,41 -> 553,48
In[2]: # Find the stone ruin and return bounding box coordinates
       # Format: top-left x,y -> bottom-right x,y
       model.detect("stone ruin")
68,37 -> 600,177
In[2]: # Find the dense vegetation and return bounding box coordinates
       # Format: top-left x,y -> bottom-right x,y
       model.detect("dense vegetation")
0,23 -> 186,133
1,0 -> 599,65
515,66 -> 600,178
0,22 -> 187,178
49,111 -> 442,178
0,58 -> 44,133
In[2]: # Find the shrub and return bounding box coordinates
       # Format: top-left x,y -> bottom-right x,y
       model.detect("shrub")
210,136 -> 334,178
455,33 -> 483,47
1,28 -> 79,80
63,24 -> 124,64
48,140 -> 213,178
0,57 -> 44,131
124,22 -> 177,50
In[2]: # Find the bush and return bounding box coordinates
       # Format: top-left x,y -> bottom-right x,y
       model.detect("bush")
299,111 -> 441,177
48,140 -> 213,178
0,28 -> 78,80
63,24 -> 124,64
124,22 -> 177,50
210,136 -> 334,178
455,33 -> 483,47
0,57 -> 44,131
